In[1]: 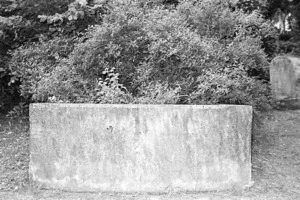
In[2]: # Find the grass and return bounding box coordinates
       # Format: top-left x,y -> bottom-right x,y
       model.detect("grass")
0,110 -> 299,199
0,116 -> 29,191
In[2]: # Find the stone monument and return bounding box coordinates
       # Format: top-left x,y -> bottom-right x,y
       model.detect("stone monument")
270,56 -> 300,108
29,104 -> 253,192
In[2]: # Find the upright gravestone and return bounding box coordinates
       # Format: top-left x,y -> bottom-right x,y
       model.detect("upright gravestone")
270,56 -> 300,108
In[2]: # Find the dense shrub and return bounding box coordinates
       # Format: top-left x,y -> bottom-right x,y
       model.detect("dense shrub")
9,0 -> 275,111
133,82 -> 181,104
188,66 -> 274,111
0,0 -> 110,114
9,36 -> 78,101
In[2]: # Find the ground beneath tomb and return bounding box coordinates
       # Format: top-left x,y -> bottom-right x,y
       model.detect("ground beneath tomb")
0,109 -> 299,200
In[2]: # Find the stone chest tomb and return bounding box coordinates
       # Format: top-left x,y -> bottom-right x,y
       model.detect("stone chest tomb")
30,104 -> 252,192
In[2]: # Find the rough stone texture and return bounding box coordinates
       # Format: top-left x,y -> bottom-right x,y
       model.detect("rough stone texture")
270,56 -> 300,102
29,104 -> 252,192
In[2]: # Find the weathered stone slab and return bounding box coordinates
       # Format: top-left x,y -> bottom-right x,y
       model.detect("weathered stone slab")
270,56 -> 300,103
29,104 -> 252,192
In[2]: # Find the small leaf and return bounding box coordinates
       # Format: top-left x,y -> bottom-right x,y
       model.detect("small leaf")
38,15 -> 47,23
73,14 -> 78,20
78,11 -> 85,19
47,17 -> 53,24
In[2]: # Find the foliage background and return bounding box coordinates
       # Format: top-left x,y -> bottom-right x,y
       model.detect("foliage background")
1,0 -> 300,115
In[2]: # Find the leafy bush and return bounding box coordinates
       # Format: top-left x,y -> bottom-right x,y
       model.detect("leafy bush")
188,66 -> 275,112
9,36 -> 78,101
0,0 -> 111,114
6,102 -> 29,119
88,68 -> 133,104
133,82 -> 181,104
8,0 -> 275,111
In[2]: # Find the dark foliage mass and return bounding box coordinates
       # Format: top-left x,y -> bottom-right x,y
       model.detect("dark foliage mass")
1,0 -> 300,115
0,0 -> 108,113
